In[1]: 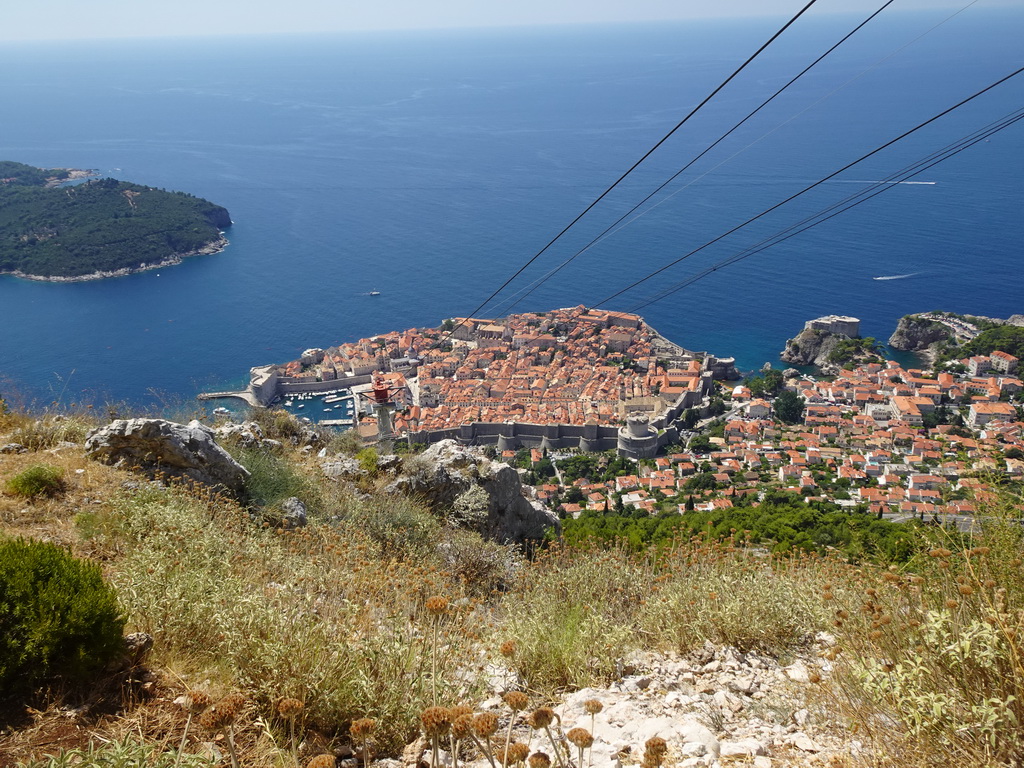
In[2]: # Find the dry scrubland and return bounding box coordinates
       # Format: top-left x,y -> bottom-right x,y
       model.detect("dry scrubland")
1,405 -> 1024,768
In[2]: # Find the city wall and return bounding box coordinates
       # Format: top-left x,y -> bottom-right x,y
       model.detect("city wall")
275,373 -> 375,395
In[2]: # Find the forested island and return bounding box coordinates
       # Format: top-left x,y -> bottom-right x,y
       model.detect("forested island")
0,161 -> 231,280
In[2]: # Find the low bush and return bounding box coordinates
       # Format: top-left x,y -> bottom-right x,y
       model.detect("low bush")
232,446 -> 318,508
5,464 -> 66,498
96,485 -> 483,755
10,417 -> 91,451
499,545 -> 649,692
829,495 -> 1024,766
0,537 -> 125,696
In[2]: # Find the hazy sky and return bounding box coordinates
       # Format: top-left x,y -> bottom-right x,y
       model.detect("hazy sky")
2,0 -> 1013,42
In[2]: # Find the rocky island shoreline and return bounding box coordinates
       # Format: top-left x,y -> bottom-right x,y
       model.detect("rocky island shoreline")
0,160 -> 231,281
2,234 -> 230,283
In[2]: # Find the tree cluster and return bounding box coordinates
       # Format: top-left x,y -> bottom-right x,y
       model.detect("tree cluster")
0,161 -> 230,277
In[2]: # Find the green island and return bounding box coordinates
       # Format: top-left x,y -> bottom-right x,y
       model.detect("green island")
0,161 -> 231,280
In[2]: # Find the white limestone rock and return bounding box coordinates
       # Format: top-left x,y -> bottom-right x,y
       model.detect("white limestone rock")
85,418 -> 249,493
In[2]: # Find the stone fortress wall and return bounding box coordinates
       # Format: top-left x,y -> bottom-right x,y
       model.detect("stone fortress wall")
805,315 -> 861,337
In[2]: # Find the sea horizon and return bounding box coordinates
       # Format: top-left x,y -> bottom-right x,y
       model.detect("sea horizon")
1,7 -> 1021,409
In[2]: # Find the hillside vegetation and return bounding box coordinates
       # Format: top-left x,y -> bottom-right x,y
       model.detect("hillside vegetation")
1,403 -> 1023,768
0,161 -> 230,278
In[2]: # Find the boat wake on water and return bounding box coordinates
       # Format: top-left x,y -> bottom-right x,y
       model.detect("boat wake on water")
830,180 -> 937,185
873,272 -> 920,281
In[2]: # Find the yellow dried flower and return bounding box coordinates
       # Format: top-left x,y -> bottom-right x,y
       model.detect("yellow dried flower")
182,690 -> 212,715
503,691 -> 529,712
452,713 -> 474,740
583,699 -> 603,715
644,736 -> 668,759
946,599 -> 960,609
502,742 -> 530,765
473,712 -> 500,738
528,752 -> 552,768
277,698 -> 304,719
527,707 -> 555,729
959,585 -> 975,596
450,705 -> 474,721
499,640 -> 517,658
421,706 -> 452,737
199,693 -> 245,731
349,717 -> 376,740
566,728 -> 593,749
305,755 -> 336,768
425,596 -> 450,617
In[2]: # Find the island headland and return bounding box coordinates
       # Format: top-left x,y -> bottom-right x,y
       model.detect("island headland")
780,315 -> 883,373
0,161 -> 231,281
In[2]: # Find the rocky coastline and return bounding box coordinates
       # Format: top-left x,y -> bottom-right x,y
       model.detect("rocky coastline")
0,234 -> 229,283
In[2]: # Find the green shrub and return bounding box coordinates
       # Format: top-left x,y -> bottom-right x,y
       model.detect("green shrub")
5,464 -> 66,498
0,538 -> 125,695
233,446 -> 317,507
356,447 -> 379,475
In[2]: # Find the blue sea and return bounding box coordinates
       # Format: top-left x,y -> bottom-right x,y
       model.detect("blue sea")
1,7 -> 1022,409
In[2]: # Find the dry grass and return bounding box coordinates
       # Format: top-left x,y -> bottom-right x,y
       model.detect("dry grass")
78,482 -> 489,757
4,406 -> 1024,767
825,494 -> 1024,767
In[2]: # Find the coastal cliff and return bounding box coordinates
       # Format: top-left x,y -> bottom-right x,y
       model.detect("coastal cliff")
780,315 -> 882,371
888,314 -> 954,352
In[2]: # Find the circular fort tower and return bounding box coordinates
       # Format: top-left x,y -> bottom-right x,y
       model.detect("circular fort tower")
617,413 -> 659,459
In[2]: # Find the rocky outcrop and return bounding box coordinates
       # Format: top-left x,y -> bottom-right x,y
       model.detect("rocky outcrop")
888,314 -> 953,351
85,418 -> 249,494
438,643 -> 847,768
780,328 -> 833,367
781,322 -> 881,372
383,440 -> 558,545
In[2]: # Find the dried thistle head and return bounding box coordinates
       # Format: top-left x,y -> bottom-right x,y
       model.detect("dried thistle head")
305,755 -> 336,768
199,693 -> 245,731
499,640 -> 517,658
421,706 -> 452,737
450,704 -> 474,721
452,713 -> 474,740
566,728 -> 593,749
349,717 -> 376,741
528,752 -> 552,768
502,742 -> 530,766
277,697 -> 304,719
425,596 -> 450,617
503,691 -> 529,712
181,690 -> 212,715
473,712 -> 500,739
583,699 -> 603,715
644,736 -> 668,760
526,707 -> 555,730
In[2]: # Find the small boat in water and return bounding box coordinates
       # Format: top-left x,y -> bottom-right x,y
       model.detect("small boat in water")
369,290 -> 381,296
213,407 -> 230,416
